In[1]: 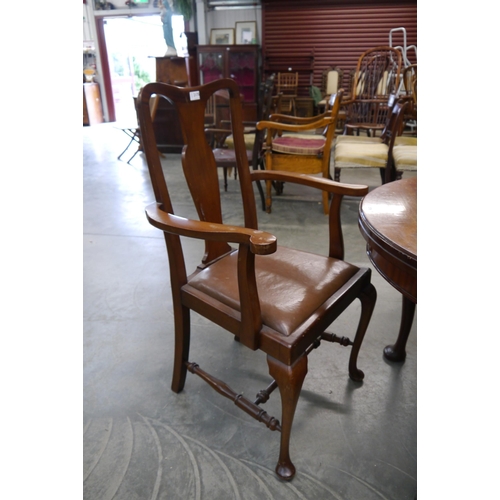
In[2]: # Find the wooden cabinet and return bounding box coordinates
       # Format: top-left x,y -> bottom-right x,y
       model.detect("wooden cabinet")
196,45 -> 260,121
153,57 -> 193,153
83,83 -> 103,125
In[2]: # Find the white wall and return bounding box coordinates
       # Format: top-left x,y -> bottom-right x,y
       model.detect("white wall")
205,7 -> 262,45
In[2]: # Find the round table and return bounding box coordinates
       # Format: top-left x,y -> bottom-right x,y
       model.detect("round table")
358,177 -> 417,361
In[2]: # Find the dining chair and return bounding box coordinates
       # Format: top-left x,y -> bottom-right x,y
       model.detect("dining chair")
333,99 -> 409,184
316,66 -> 344,114
205,74 -> 276,194
275,72 -> 298,115
137,78 -> 377,481
256,91 -> 344,214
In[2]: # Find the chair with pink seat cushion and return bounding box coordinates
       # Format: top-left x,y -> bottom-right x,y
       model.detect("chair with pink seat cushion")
256,91 -> 344,214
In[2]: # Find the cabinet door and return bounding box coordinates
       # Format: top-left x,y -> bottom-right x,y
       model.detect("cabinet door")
228,49 -> 257,103
198,50 -> 224,85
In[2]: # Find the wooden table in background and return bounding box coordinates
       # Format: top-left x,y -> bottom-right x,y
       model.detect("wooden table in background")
358,177 -> 417,362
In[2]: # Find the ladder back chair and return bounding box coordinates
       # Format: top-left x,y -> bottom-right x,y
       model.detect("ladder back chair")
276,72 -> 298,115
137,79 -> 377,481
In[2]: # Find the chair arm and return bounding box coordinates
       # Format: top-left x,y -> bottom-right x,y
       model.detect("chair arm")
250,171 -> 368,197
204,127 -> 233,148
250,171 -> 367,260
145,203 -> 277,256
267,113 -> 327,125
257,116 -> 330,134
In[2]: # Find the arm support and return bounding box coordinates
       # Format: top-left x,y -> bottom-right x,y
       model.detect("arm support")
145,203 -> 277,256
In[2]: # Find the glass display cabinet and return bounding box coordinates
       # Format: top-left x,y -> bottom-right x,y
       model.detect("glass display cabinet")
196,45 -> 260,121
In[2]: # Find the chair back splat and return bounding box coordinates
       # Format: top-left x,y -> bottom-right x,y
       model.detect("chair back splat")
137,78 -> 377,481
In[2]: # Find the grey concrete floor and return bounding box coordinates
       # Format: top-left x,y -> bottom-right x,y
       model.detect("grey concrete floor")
83,122 -> 417,500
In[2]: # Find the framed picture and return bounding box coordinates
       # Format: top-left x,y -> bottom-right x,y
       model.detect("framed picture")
235,21 -> 257,45
210,28 -> 235,45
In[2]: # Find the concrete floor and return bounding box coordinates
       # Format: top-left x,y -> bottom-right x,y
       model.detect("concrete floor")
83,122 -> 417,500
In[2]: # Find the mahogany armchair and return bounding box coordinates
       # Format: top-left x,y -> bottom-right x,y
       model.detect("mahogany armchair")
137,79 -> 377,481
256,91 -> 344,214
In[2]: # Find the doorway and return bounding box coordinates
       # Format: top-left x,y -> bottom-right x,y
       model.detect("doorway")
99,14 -> 186,123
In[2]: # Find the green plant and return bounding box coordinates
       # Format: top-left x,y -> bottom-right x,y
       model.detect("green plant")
173,0 -> 192,20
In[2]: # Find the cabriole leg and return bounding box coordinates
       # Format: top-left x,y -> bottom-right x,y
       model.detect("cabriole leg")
384,296 -> 416,362
349,283 -> 377,382
267,354 -> 308,481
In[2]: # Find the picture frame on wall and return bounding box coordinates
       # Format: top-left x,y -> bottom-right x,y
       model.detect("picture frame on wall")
210,28 -> 235,45
235,21 -> 257,44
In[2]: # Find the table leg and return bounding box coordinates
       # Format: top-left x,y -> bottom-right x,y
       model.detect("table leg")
383,295 -> 416,362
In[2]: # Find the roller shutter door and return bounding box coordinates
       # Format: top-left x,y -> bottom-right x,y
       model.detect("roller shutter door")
262,1 -> 417,95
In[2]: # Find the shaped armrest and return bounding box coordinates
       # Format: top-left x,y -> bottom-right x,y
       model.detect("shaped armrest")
257,116 -> 331,134
250,170 -> 368,197
145,203 -> 277,255
267,113 -> 328,125
250,171 -> 368,260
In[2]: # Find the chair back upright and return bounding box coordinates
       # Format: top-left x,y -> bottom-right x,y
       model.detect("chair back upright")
138,79 -> 259,264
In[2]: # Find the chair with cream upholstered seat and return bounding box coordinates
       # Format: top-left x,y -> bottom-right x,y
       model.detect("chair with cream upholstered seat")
333,99 -> 409,184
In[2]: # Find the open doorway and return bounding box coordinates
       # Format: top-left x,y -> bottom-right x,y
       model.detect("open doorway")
101,14 -> 186,123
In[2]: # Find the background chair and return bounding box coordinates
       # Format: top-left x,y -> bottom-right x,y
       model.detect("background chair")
392,141 -> 417,179
317,66 -> 344,114
116,93 -> 160,164
333,99 -> 409,184
400,63 -> 417,135
342,46 -> 402,137
137,78 -> 377,481
257,91 -> 344,214
275,72 -> 298,115
204,75 -> 276,194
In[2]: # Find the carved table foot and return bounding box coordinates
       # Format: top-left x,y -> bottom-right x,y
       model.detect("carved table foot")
383,295 -> 416,363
